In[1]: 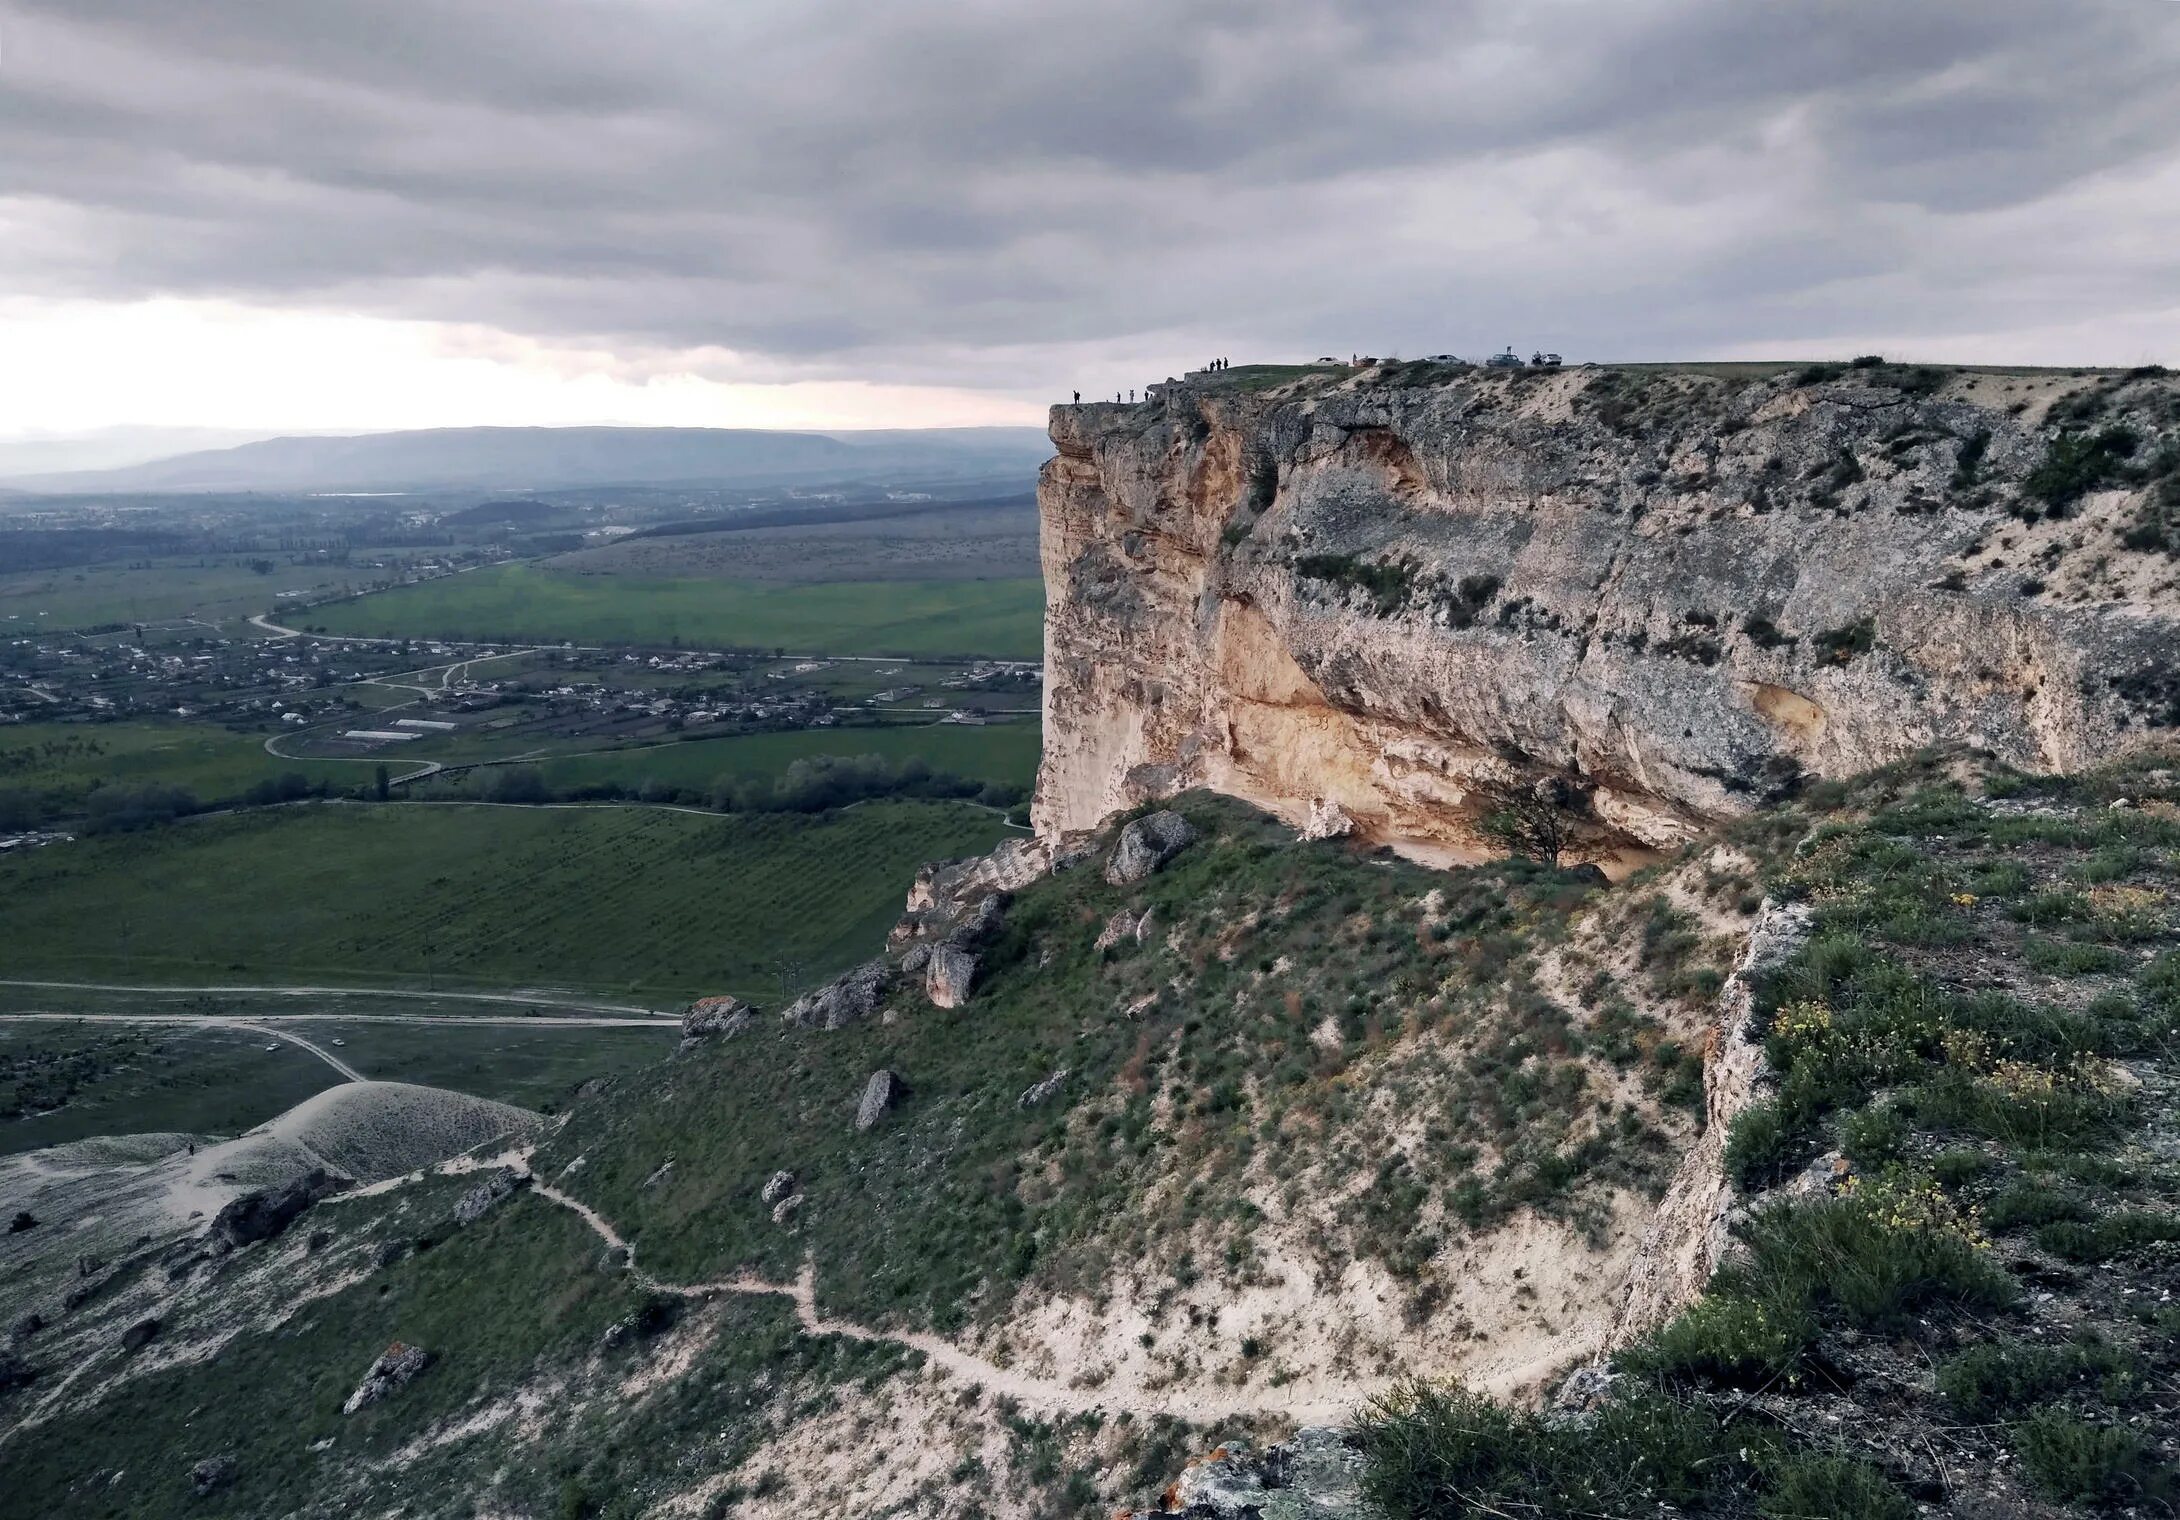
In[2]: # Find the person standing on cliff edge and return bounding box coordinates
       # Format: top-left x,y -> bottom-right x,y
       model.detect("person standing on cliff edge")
1073,391 -> 1079,404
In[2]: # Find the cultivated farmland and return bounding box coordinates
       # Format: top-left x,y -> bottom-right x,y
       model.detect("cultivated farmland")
307,563 -> 1045,658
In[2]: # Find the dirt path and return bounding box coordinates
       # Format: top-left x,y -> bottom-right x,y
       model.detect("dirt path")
525,1174 -> 1374,1425
226,1020 -> 367,1081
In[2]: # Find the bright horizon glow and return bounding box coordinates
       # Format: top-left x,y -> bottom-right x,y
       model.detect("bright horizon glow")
0,297 -> 1049,441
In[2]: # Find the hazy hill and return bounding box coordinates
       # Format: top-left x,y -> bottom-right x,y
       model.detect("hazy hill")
0,424 -> 1051,495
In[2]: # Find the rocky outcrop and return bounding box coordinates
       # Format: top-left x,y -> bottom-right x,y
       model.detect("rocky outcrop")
1104,810 -> 1196,885
680,994 -> 755,1052
1149,1429 -> 1370,1519
783,961 -> 890,1030
452,1167 -> 529,1226
1017,1068 -> 1068,1108
1036,364 -> 2180,862
854,1069 -> 907,1132
760,1170 -> 797,1206
188,1454 -> 237,1497
341,1341 -> 433,1414
923,945 -> 977,1008
1608,899 -> 1812,1346
208,1169 -> 348,1253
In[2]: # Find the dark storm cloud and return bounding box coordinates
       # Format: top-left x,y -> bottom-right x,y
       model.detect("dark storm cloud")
4,0 -> 2177,385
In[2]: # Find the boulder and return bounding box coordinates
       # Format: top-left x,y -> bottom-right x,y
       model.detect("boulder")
0,1351 -> 37,1392
9,1312 -> 43,1343
7,1210 -> 35,1234
855,1069 -> 908,1132
600,1296 -> 677,1350
771,1194 -> 804,1229
188,1454 -> 238,1497
678,994 -> 755,1054
1105,811 -> 1195,886
120,1317 -> 161,1354
1301,798 -> 1356,841
759,1170 -> 797,1206
597,1291 -> 671,1352
209,1168 -> 347,1253
373,1240 -> 408,1269
341,1341 -> 434,1414
924,945 -> 978,1008
1095,908 -> 1154,951
1163,1428 -> 1369,1519
783,960 -> 891,1030
306,1227 -> 334,1252
452,1167 -> 530,1225
946,892 -> 1008,948
1018,1069 -> 1069,1108
899,942 -> 932,975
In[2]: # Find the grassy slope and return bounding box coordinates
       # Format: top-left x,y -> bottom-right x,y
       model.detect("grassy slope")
1358,750 -> 2180,1519
0,800 -> 1010,1002
541,796 -> 1707,1337
494,719 -> 1042,797
307,562 -> 1046,658
0,720 -> 305,810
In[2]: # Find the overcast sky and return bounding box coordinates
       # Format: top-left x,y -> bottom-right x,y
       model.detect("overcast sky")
3,0 -> 2177,439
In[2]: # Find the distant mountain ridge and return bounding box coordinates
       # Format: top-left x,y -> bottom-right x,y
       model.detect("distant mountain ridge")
1,424 -> 1051,494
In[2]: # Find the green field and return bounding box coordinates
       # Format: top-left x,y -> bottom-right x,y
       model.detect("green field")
0,555 -> 366,630
0,1020 -> 339,1155
308,563 -> 1045,657
301,1020 -> 673,1111
448,719 -> 1042,798
0,800 -> 1010,1003
0,720 -> 302,811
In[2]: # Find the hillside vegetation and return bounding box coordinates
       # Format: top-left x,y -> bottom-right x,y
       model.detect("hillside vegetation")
0,800 -> 1010,1002
3,750 -> 2174,1520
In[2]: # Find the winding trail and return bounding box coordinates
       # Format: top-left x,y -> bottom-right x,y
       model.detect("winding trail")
523,1172 -> 1373,1425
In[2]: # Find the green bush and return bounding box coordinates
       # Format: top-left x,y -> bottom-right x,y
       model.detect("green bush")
1983,1181 -> 2087,1232
1936,1337 -> 2138,1420
1759,1452 -> 1914,1520
1840,1104 -> 1908,1170
1354,1380 -> 1739,1517
2013,1410 -> 2159,1504
1720,1189 -> 2017,1333
1724,1097 -> 1803,1189
2035,1209 -> 2180,1263
1623,1295 -> 1813,1385
2023,426 -> 2140,515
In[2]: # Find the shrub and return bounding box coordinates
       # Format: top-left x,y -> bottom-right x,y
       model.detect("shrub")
2036,1209 -> 2180,1263
1936,1338 -> 2138,1420
1813,618 -> 1876,665
1840,1104 -> 1908,1170
1624,1295 -> 1813,1385
1759,1453 -> 1914,1520
2023,426 -> 2140,515
2013,1410 -> 2159,1505
1719,1180 -> 2016,1333
1294,553 -> 1416,616
1982,1181 -> 2087,1232
1724,1098 -> 1802,1189
1354,1380 -> 1737,1517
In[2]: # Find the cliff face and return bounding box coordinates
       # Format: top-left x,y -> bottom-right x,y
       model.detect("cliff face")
1034,361 -> 2180,861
